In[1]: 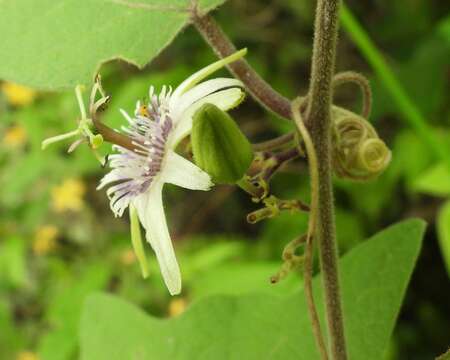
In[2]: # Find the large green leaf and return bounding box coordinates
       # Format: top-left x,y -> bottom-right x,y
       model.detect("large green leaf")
190,262 -> 299,298
80,219 -> 425,360
37,263 -> 111,360
0,0 -> 225,89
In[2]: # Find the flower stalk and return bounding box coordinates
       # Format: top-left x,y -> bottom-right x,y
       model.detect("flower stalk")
252,132 -> 295,152
256,147 -> 302,182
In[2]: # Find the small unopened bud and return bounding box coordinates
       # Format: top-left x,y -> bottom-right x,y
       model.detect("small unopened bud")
90,134 -> 104,149
191,103 -> 253,184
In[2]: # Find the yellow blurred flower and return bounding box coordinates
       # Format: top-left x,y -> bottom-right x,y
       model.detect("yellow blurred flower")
1,82 -> 36,106
168,298 -> 187,317
33,225 -> 59,255
120,249 -> 137,266
3,124 -> 27,147
16,351 -> 39,360
51,178 -> 86,212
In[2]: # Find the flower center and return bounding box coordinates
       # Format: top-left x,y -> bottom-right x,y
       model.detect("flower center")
129,90 -> 173,193
98,87 -> 174,217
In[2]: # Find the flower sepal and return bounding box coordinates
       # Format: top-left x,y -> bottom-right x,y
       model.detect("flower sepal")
191,103 -> 254,184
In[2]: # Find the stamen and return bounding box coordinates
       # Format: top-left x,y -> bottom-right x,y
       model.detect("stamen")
101,87 -> 174,207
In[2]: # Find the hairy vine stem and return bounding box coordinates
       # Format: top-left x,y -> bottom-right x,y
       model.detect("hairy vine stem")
192,12 -> 292,120
306,0 -> 347,359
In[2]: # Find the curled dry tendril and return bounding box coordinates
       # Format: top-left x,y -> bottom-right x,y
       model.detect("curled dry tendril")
329,72 -> 391,181
331,109 -> 391,181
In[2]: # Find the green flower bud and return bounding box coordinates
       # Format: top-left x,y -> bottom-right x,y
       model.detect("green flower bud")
191,103 -> 253,184
90,134 -> 104,149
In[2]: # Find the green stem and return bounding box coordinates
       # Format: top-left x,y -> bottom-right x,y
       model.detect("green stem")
247,197 -> 309,224
306,0 -> 347,358
292,99 -> 329,360
129,205 -> 149,278
41,129 -> 80,150
340,4 -> 449,168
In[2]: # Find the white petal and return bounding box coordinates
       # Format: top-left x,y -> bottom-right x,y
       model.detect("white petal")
171,49 -> 247,101
97,171 -> 121,190
133,181 -> 181,295
168,87 -> 245,147
161,149 -> 213,191
172,78 -> 243,120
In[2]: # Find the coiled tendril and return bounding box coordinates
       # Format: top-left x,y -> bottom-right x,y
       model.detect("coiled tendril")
331,107 -> 391,181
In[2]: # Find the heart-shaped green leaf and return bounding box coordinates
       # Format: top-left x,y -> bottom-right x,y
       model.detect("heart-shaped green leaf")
80,219 -> 425,360
0,0 -> 225,89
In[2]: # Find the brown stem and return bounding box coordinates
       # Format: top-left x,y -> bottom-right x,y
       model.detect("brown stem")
252,132 -> 295,151
306,0 -> 347,359
92,115 -> 136,151
192,12 -> 292,120
260,147 -> 301,181
87,92 -> 137,152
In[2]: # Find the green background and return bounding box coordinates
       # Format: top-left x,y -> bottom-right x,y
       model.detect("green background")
0,0 -> 449,359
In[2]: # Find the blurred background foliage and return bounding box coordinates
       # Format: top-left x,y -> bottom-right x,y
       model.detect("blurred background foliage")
0,0 -> 449,359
